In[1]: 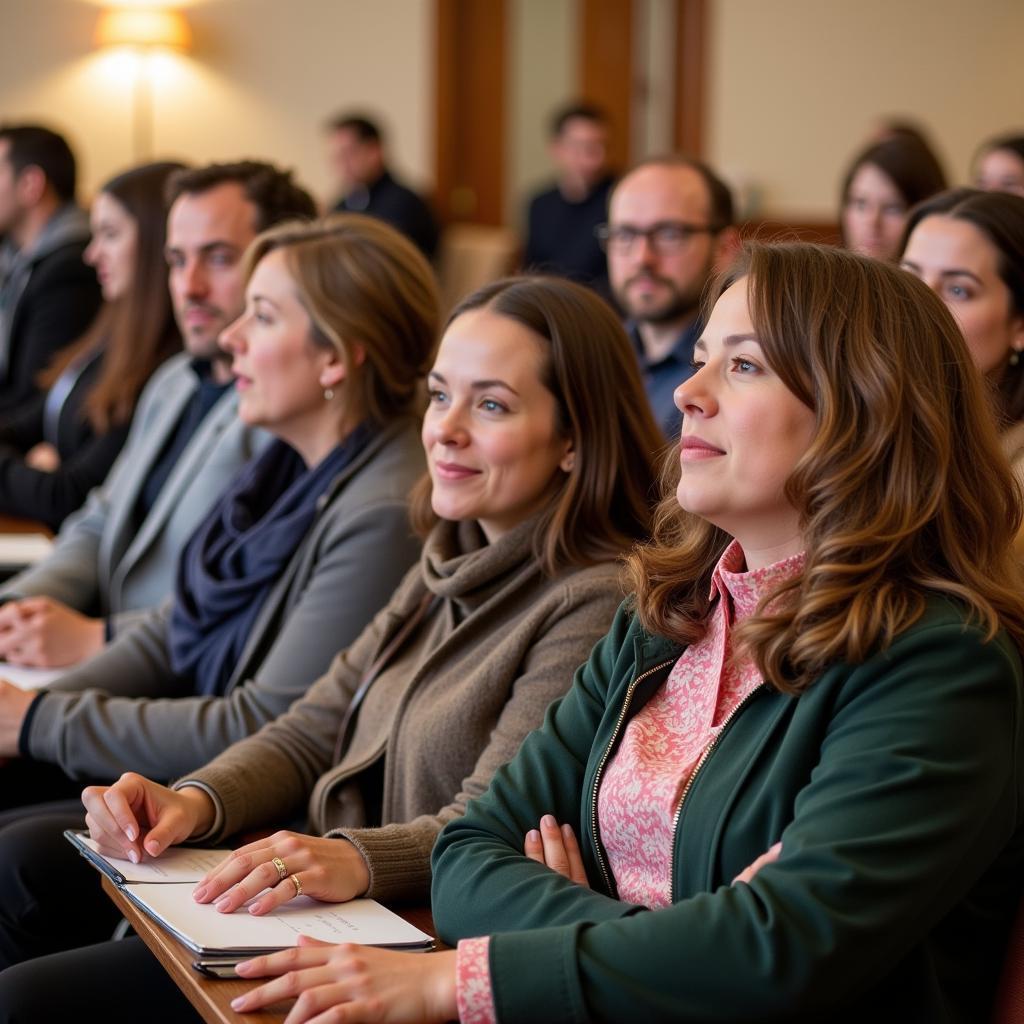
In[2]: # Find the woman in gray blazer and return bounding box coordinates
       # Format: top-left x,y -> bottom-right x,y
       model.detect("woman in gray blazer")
0,214 -> 438,807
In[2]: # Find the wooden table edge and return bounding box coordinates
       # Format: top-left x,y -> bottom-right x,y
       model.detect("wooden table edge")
102,876 -> 287,1023
101,877 -> 441,1024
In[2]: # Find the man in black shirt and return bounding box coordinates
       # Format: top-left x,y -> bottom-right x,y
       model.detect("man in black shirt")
523,102 -> 615,296
328,113 -> 439,259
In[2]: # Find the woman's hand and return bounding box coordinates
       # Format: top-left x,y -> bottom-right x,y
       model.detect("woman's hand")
732,841 -> 782,885
25,442 -> 60,472
232,937 -> 458,1024
0,596 -> 104,667
523,814 -> 590,887
81,772 -> 215,863
0,679 -> 37,756
193,831 -> 372,915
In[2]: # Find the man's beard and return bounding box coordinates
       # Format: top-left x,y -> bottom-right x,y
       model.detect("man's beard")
615,271 -> 704,326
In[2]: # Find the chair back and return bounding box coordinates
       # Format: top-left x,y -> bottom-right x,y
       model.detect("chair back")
437,224 -> 520,314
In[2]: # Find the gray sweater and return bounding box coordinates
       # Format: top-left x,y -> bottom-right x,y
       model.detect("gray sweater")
23,419 -> 425,781
179,516 -> 626,903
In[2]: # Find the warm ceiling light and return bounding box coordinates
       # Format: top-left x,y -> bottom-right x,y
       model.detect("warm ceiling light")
94,8 -> 192,51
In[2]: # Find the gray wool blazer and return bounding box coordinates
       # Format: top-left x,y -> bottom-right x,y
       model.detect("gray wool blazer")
5,354 -> 268,626
23,417 -> 426,783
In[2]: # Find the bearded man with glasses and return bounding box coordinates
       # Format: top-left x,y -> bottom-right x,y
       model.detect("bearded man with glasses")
599,157 -> 738,438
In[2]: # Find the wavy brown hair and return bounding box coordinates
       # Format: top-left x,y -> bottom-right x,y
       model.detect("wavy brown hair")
627,241 -> 1024,692
243,213 -> 440,424
411,275 -> 663,576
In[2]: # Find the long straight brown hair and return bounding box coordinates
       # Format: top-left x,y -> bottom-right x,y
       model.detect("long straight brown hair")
44,161 -> 184,431
411,275 -> 664,576
627,242 -> 1024,692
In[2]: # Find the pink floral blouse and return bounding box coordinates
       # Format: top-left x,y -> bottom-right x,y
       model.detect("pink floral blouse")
455,542 -> 805,1021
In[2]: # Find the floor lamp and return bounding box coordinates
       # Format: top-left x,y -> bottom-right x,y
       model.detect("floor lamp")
93,8 -> 193,161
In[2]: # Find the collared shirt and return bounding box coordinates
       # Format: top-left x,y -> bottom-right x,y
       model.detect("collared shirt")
628,317 -> 702,440
598,540 -> 805,908
134,359 -> 233,524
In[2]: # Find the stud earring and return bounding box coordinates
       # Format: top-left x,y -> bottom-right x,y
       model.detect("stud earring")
324,388 -> 335,400
1011,350 -> 1021,368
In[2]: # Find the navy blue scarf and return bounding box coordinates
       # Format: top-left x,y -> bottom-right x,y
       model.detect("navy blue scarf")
168,426 -> 372,696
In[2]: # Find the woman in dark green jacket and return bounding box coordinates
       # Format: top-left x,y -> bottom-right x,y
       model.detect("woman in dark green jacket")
231,242 -> 1024,1024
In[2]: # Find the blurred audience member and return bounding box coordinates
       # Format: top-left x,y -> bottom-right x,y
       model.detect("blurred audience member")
524,102 -> 614,295
840,136 -> 946,262
973,134 -> 1024,198
901,188 -> 1024,513
0,162 -> 183,530
0,126 -> 101,412
327,113 -> 438,259
601,156 -> 737,438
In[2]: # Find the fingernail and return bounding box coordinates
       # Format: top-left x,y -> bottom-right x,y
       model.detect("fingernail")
562,824 -> 574,838
542,814 -> 556,828
231,996 -> 248,1010
128,849 -> 139,864
235,960 -> 253,975
124,825 -> 137,841
193,886 -> 206,902
248,902 -> 262,915
216,897 -> 231,912
526,829 -> 540,844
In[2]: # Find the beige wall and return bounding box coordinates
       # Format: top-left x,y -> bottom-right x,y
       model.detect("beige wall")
509,0 -> 578,227
707,0 -> 1024,219
0,0 -> 433,207
3,0 -> 1023,223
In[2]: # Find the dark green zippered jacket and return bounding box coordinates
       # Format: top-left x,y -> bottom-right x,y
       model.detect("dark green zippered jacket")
432,598 -> 1024,1022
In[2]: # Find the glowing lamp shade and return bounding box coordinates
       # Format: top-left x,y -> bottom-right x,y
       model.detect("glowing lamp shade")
94,9 -> 192,51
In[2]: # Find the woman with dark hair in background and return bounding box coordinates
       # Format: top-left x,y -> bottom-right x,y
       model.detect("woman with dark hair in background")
0,161 -> 184,529
839,136 -> 946,263
901,188 -> 1024,501
973,133 -> 1024,198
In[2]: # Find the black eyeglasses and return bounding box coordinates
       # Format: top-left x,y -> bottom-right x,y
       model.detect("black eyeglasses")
595,221 -> 722,254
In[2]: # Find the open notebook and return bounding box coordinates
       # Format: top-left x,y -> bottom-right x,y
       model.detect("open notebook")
66,831 -> 435,956
0,532 -> 52,571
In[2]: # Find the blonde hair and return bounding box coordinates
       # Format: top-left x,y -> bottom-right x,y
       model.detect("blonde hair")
244,213 -> 440,422
627,242 -> 1024,692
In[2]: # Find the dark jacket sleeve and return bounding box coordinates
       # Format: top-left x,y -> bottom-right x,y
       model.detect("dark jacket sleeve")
432,604 -> 644,930
0,391 -> 46,453
0,245 -> 101,412
432,617 -> 1023,1023
0,423 -> 130,530
24,498 -> 422,781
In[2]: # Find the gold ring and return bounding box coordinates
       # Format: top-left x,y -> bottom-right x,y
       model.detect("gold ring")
290,873 -> 303,897
271,856 -> 288,881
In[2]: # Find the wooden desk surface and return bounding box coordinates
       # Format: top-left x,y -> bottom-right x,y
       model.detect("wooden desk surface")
0,514 -> 51,536
102,877 -> 438,1024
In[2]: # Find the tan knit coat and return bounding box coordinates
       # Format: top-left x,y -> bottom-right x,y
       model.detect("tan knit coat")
178,516 -> 625,902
